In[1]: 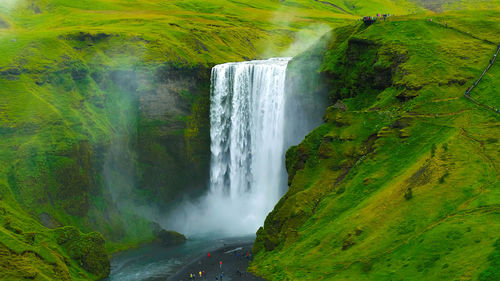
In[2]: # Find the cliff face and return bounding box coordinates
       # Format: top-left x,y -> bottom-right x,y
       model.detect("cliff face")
2,1 -> 498,280
0,29 -> 214,279
137,66 -> 211,205
252,11 -> 500,281
1,0 -> 361,277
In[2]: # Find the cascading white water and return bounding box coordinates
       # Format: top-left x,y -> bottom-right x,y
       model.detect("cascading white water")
209,57 -> 291,222
168,58 -> 291,236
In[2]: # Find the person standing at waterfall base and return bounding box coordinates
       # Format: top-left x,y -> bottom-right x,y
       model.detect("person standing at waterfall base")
219,260 -> 222,268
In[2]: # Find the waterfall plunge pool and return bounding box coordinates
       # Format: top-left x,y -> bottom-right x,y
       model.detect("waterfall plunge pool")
105,235 -> 255,281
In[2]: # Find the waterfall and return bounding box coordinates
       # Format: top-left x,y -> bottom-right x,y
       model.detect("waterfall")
167,57 -> 309,236
209,58 -> 291,227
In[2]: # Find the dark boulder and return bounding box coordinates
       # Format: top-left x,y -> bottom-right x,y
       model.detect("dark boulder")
151,222 -> 187,246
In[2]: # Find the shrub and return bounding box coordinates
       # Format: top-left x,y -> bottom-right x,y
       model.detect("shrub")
442,143 -> 448,151
404,187 -> 413,200
439,171 -> 449,184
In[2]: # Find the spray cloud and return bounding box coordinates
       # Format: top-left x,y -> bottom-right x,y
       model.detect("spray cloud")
162,10 -> 332,238
164,58 -> 291,237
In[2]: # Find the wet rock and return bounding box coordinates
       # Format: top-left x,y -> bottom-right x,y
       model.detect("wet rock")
156,230 -> 187,246
39,212 -> 61,229
151,222 -> 186,246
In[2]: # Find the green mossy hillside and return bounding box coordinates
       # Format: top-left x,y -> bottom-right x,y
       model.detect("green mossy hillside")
410,0 -> 499,12
1,0 -> 396,279
0,196 -> 109,280
252,8 -> 500,281
1,0 -> 494,280
54,226 -> 109,279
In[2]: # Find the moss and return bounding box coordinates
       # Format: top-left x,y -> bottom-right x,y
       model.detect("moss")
155,230 -> 187,246
54,226 -> 110,279
1,1 -> 499,280
136,66 -> 211,205
252,9 -> 500,281
0,244 -> 69,281
479,239 -> 500,281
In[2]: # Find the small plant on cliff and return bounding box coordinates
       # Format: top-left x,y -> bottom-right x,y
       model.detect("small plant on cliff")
404,187 -> 413,200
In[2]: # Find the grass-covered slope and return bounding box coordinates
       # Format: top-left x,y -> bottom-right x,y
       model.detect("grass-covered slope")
1,0 -> 427,279
0,196 -> 109,280
410,0 -> 500,12
252,9 -> 500,281
0,0 -> 355,66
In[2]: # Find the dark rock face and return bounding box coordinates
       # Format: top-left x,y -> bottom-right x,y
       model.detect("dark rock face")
70,32 -> 111,43
39,212 -> 61,229
156,230 -> 187,246
136,65 -> 211,205
0,17 -> 9,28
139,74 -> 196,119
152,222 -> 186,246
325,35 -> 407,104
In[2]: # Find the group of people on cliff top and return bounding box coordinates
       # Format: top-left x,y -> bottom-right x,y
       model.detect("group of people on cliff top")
362,13 -> 390,24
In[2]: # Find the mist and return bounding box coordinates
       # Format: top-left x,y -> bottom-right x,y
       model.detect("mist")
279,24 -> 332,57
261,4 -> 332,58
93,6 -> 332,238
0,0 -> 20,10
100,67 -> 170,227
164,189 -> 277,237
283,31 -> 332,149
162,27 -> 331,237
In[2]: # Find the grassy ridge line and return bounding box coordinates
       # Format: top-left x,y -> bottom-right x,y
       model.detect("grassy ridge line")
0,0 -> 426,66
251,8 -> 500,281
410,0 -> 500,12
0,0 -> 354,66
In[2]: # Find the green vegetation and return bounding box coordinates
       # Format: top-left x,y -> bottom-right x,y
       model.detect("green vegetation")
0,0 -> 398,279
252,8 -> 500,281
152,226 -> 187,246
0,196 -> 108,280
1,0 -> 499,280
